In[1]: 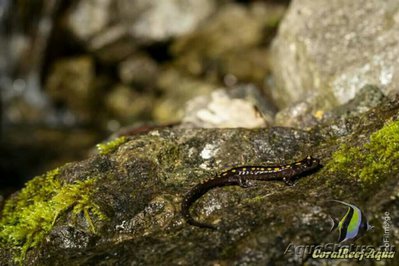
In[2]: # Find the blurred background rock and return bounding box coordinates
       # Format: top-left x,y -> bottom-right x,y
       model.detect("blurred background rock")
0,0 -> 288,195
3,0 -> 398,198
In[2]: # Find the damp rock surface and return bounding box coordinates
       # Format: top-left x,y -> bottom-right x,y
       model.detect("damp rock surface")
271,0 -> 399,108
181,85 -> 273,128
2,1 -> 399,265
1,96 -> 399,265
45,56 -> 97,122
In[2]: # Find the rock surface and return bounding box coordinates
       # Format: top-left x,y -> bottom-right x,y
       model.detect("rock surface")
172,3 -> 282,77
1,94 -> 398,265
3,1 -> 399,265
118,0 -> 216,43
271,0 -> 399,108
181,85 -> 273,128
45,56 -> 96,122
275,84 -> 387,128
153,68 -> 217,122
67,0 -> 113,41
67,0 -> 215,44
105,84 -> 154,123
118,54 -> 159,87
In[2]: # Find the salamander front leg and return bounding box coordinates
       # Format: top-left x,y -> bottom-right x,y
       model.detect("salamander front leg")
238,177 -> 252,188
283,177 -> 295,186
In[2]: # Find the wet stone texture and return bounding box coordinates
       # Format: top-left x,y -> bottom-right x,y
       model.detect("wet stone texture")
271,0 -> 399,109
275,84 -> 387,129
171,2 -> 284,81
45,56 -> 97,123
1,96 -> 399,265
2,1 -> 399,264
65,0 -> 216,64
180,85 -> 273,128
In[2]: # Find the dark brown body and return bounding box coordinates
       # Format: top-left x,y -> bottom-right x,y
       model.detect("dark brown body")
181,156 -> 321,229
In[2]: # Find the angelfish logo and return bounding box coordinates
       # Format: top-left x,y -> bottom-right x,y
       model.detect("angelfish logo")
329,200 -> 374,243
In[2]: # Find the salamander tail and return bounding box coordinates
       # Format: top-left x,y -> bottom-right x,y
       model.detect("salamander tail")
182,209 -> 216,230
181,200 -> 216,230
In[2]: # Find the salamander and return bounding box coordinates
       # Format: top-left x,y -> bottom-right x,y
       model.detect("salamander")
181,155 -> 321,229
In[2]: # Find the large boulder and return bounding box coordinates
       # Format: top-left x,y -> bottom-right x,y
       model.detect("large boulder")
271,0 -> 399,108
66,0 -> 216,63
1,94 -> 398,265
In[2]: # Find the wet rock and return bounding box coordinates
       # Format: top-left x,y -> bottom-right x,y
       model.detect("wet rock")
88,25 -> 136,64
275,85 -> 387,128
1,96 -> 399,265
3,1 -> 399,265
274,97 -> 322,129
153,68 -> 217,122
322,84 -> 386,122
67,0 -> 113,41
172,3 -> 271,77
271,0 -> 399,108
220,48 -> 271,86
181,85 -> 274,128
65,1 -> 129,64
67,0 -> 215,62
45,56 -> 96,122
105,84 -> 154,123
118,54 -> 159,87
66,0 -> 133,63
117,0 -> 216,43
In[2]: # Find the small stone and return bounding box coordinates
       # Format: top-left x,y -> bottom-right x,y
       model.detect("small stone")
118,54 -> 159,87
153,68 -> 217,122
67,0 -> 112,41
117,0 -> 216,42
45,56 -> 95,122
105,84 -> 154,122
172,4 -> 266,76
88,25 -> 136,63
181,87 -> 269,128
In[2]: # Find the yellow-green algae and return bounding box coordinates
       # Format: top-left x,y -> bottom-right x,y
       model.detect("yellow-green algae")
0,168 -> 106,262
327,119 -> 399,184
96,136 -> 127,155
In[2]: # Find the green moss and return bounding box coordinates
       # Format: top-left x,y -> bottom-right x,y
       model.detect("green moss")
96,136 -> 127,155
327,120 -> 399,184
242,195 -> 268,204
0,168 -> 106,262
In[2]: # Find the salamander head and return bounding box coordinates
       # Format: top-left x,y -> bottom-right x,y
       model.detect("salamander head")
292,155 -> 320,173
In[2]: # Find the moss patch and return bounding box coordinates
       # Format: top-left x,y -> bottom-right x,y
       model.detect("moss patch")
0,168 -> 105,262
327,120 -> 399,184
96,136 -> 127,155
